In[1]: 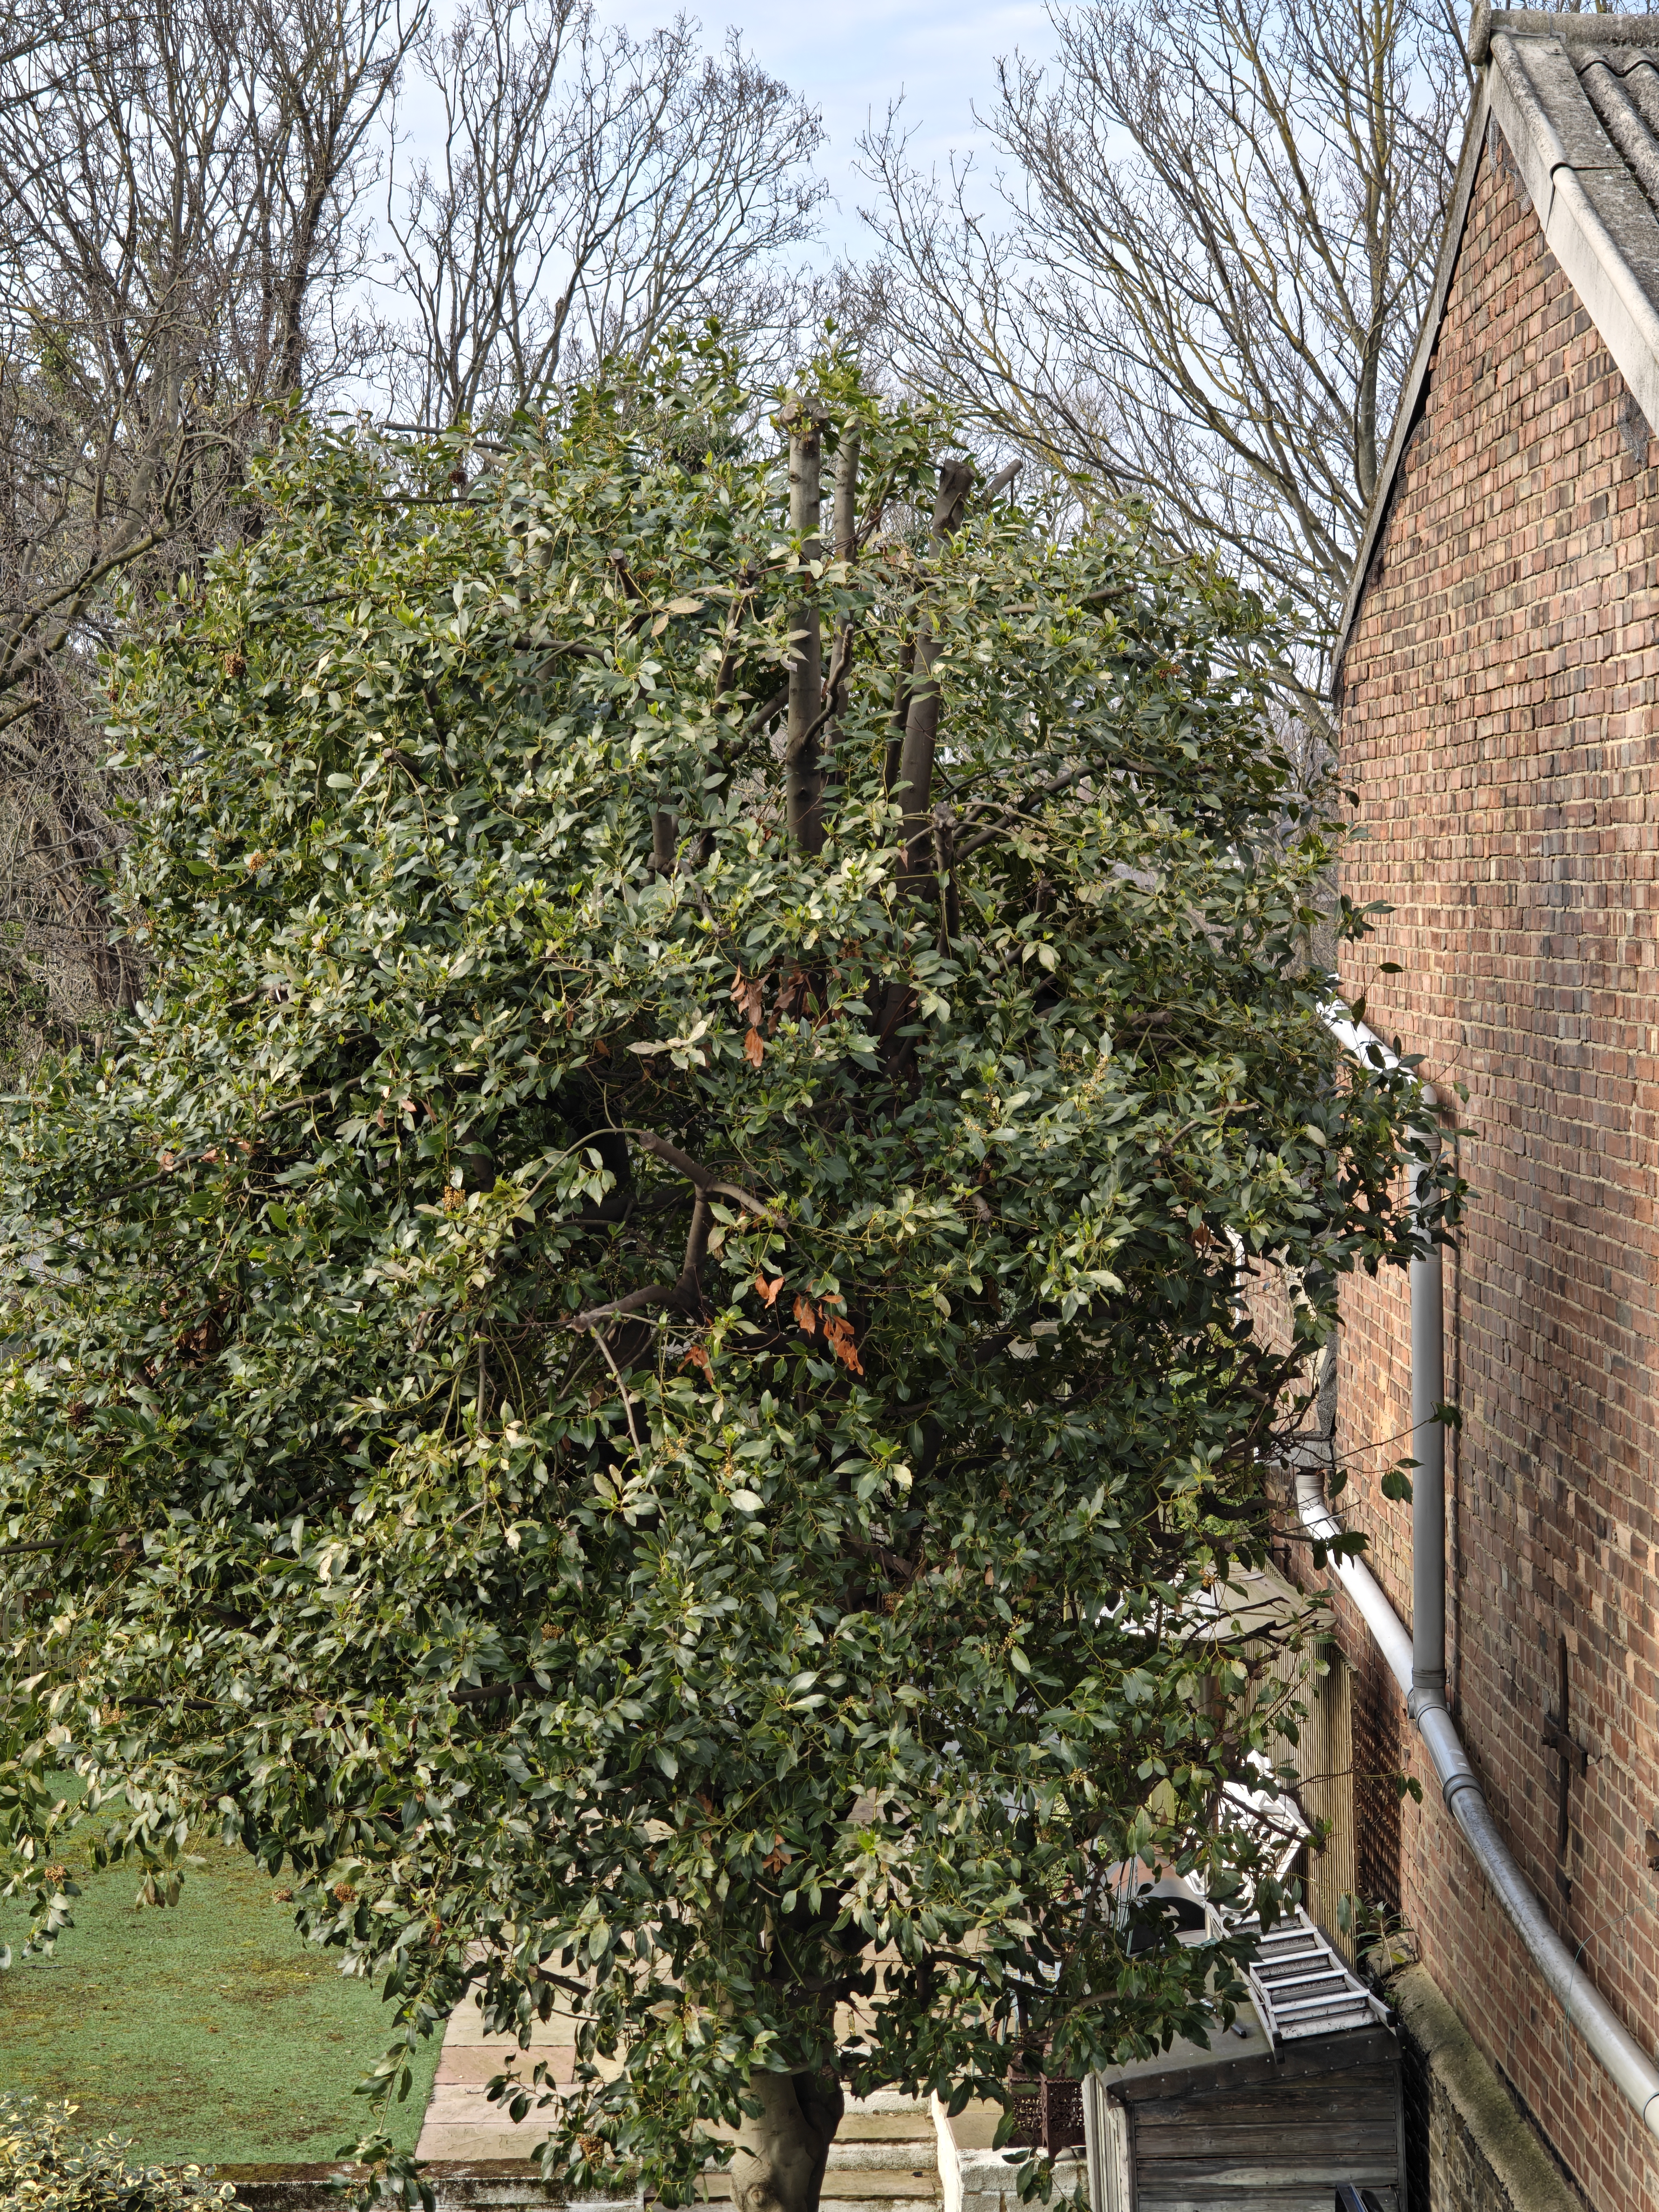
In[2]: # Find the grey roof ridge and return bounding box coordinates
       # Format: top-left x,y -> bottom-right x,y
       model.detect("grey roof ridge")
1334,9 -> 1659,686
1470,0 -> 1659,62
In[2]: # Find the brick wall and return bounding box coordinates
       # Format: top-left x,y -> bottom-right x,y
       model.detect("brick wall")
1334,113 -> 1659,2212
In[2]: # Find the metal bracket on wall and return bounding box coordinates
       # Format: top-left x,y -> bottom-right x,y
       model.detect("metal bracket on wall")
1541,1633 -> 1589,1899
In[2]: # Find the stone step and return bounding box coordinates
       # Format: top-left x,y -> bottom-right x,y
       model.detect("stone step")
699,2129 -> 935,2153
725,2203 -> 932,2212
415,1996 -> 944,2202
784,2202 -> 933,2212
698,2180 -> 938,2203
834,2116 -> 938,2143
825,2146 -> 940,2173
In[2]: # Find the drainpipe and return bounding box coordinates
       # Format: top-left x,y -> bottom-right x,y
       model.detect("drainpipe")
1405,1092 -> 1446,1726
1308,1007 -> 1659,2143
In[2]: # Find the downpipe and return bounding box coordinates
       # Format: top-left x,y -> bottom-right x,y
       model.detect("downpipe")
1405,1103 -> 1445,1728
1306,1009 -> 1659,2142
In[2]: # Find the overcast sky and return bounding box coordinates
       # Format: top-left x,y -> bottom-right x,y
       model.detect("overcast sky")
601,0 -> 1056,259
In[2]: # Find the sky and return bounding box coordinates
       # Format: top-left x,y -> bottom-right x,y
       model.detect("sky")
602,0 -> 1056,260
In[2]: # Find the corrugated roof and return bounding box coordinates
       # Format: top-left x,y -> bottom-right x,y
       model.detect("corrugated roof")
1337,7 -> 1659,673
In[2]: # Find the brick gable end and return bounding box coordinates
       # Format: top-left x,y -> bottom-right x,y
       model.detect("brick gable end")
1336,113 -> 1659,2212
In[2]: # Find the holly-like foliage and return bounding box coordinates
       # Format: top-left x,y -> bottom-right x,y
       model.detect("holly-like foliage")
0,2093 -> 235,2212
0,350 -> 1442,2206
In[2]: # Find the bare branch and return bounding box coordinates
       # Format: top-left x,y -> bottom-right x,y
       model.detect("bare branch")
0,0 -> 421,1045
956,765 -> 1091,859
855,0 -> 1468,686
378,4 -> 825,426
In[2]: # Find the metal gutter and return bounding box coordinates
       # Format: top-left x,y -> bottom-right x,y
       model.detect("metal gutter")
1310,1008 -> 1659,2143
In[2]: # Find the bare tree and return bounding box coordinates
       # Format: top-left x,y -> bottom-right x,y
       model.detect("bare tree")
380,0 -> 826,427
0,0 -> 417,1058
858,0 -> 1473,689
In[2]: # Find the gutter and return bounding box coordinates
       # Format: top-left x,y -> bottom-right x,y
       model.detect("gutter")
1306,1009 -> 1659,2143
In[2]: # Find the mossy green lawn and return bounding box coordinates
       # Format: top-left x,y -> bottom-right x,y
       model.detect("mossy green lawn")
0,1833 -> 441,2163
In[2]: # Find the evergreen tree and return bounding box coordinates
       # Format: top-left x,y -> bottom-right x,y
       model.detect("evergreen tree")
0,349 -> 1439,2212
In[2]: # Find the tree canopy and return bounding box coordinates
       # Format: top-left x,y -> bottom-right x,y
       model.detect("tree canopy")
0,349 -> 1441,2212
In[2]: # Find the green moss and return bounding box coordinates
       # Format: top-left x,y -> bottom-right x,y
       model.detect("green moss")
0,1836 -> 441,2165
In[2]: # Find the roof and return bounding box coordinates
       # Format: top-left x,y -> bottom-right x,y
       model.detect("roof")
1337,6 -> 1659,674
1088,1905 -> 1390,2114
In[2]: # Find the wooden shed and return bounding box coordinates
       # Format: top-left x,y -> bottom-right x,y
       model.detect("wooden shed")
1083,1912 -> 1404,2211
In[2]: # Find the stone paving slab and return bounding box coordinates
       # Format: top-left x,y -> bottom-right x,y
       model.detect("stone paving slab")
415,2126 -> 555,2165
417,1993 -> 576,2162
438,2008 -> 571,2049
438,2035 -> 579,2070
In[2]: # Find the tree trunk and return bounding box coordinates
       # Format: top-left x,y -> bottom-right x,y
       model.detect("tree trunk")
880,456 -> 975,1066
782,395 -> 827,855
833,431 -> 860,561
821,430 -> 860,811
893,458 -> 973,865
730,2067 -> 845,2212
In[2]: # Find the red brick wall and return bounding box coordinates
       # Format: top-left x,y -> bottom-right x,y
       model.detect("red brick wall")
1335,113 -> 1659,2212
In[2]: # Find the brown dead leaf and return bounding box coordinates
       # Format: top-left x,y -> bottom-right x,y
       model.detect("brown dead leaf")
681,1341 -> 713,1376
822,1315 -> 864,1376
776,966 -> 811,1020
755,1273 -> 784,1307
744,1026 -> 765,1068
793,1294 -> 819,1334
